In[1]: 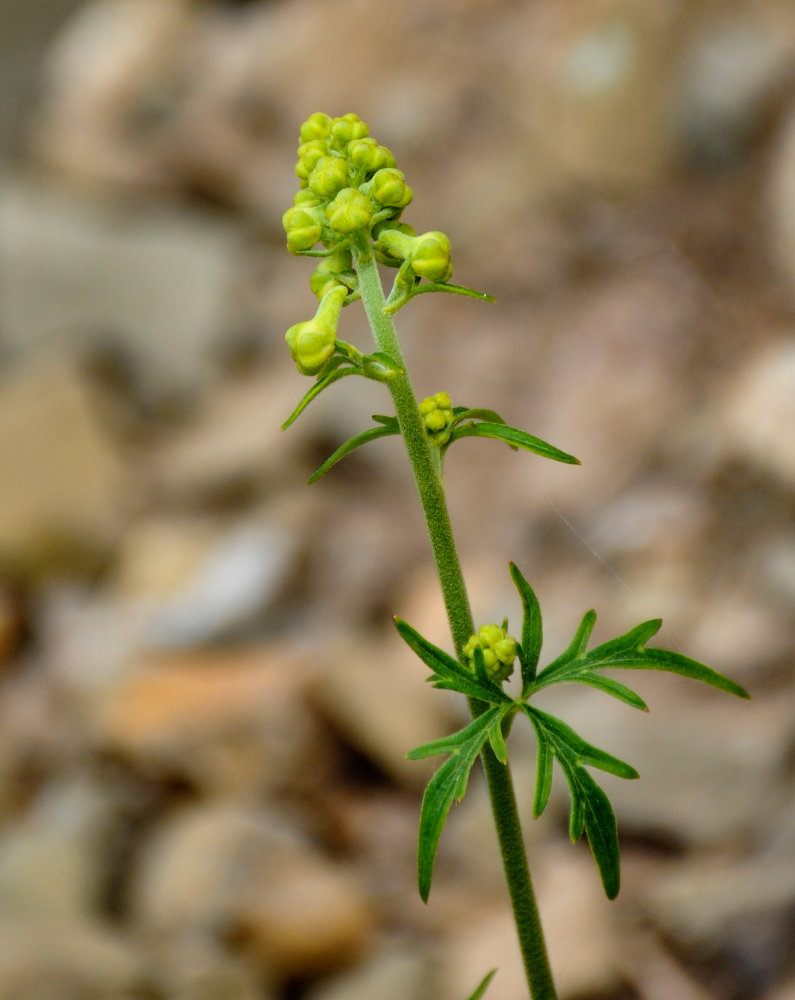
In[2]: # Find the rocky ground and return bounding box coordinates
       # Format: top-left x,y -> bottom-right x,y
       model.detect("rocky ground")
0,1 -> 793,998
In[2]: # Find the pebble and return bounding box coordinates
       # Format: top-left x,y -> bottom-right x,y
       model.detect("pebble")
93,645 -> 325,797
0,174 -> 242,403
131,802 -> 373,981
308,636 -> 459,789
0,913 -> 143,999
0,351 -> 130,573
715,338 -> 795,489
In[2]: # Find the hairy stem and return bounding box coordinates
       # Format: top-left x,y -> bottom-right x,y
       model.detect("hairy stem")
354,244 -> 558,1000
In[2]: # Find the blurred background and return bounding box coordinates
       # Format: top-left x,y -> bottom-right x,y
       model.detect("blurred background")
0,0 -> 793,998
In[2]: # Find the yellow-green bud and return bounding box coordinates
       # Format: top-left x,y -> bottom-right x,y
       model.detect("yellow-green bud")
419,392 -> 454,437
329,113 -> 369,148
282,205 -> 323,254
325,187 -> 373,235
309,247 -> 354,299
410,231 -> 452,282
294,188 -> 323,208
308,156 -> 349,199
347,137 -> 395,174
284,285 -> 347,376
376,228 -> 452,282
299,112 -> 330,144
464,624 -> 517,683
295,139 -> 327,181
370,168 -> 413,209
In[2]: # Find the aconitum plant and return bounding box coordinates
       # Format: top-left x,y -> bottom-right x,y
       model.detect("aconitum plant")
281,112 -> 749,1000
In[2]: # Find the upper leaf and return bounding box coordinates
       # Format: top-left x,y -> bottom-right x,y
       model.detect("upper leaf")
448,421 -> 580,465
281,364 -> 362,430
308,417 -> 399,483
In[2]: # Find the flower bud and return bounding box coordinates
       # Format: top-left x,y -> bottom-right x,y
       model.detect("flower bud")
464,624 -> 517,683
329,113 -> 369,148
293,188 -> 323,208
282,205 -> 323,254
325,187 -> 373,235
347,137 -> 395,174
370,168 -> 413,209
295,139 -> 327,181
419,392 -> 454,438
310,247 -> 354,299
376,228 -> 452,282
299,112 -> 331,144
284,285 -> 347,376
410,231 -> 452,282
308,156 -> 349,199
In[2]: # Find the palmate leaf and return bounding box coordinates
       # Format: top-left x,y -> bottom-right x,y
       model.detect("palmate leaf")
529,611 -> 750,702
448,420 -> 580,465
394,618 -> 511,705
523,705 -> 637,899
307,416 -> 399,483
408,706 -> 504,901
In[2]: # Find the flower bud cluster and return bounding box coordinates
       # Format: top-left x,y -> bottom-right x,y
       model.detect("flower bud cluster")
283,112 -> 454,377
284,112 -> 413,255
464,624 -> 518,683
419,392 -> 454,444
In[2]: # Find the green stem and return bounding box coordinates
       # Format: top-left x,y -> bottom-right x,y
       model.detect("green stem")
354,245 -> 558,1000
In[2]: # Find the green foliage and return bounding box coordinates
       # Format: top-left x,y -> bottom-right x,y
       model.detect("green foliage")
464,970 -> 498,1000
283,112 -> 751,1000
398,563 -> 749,902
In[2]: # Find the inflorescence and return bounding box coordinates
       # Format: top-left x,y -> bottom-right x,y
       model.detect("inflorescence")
282,112 -> 453,377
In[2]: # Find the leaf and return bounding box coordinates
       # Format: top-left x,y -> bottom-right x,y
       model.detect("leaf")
410,706 -> 503,900
572,768 -> 621,899
449,407 -> 506,429
487,713 -> 508,764
533,730 -> 553,818
573,673 -> 649,711
308,420 -> 399,483
509,562 -> 543,691
464,969 -> 497,1000
449,421 -> 580,465
529,708 -> 638,781
541,609 -> 597,678
531,611 -> 750,700
409,280 -> 496,305
407,711 -> 500,760
523,705 -> 634,899
281,365 -> 362,430
591,646 -> 751,700
394,618 -> 510,705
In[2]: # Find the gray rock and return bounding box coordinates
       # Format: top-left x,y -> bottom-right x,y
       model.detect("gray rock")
0,352 -> 130,573
309,636 -> 459,789
0,174 -> 241,402
306,943 -> 434,1000
715,338 -> 795,488
131,802 -> 373,980
114,517 -> 296,649
533,685 -> 785,849
0,775 -> 121,918
0,913 -> 143,1000
676,15 -> 795,165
